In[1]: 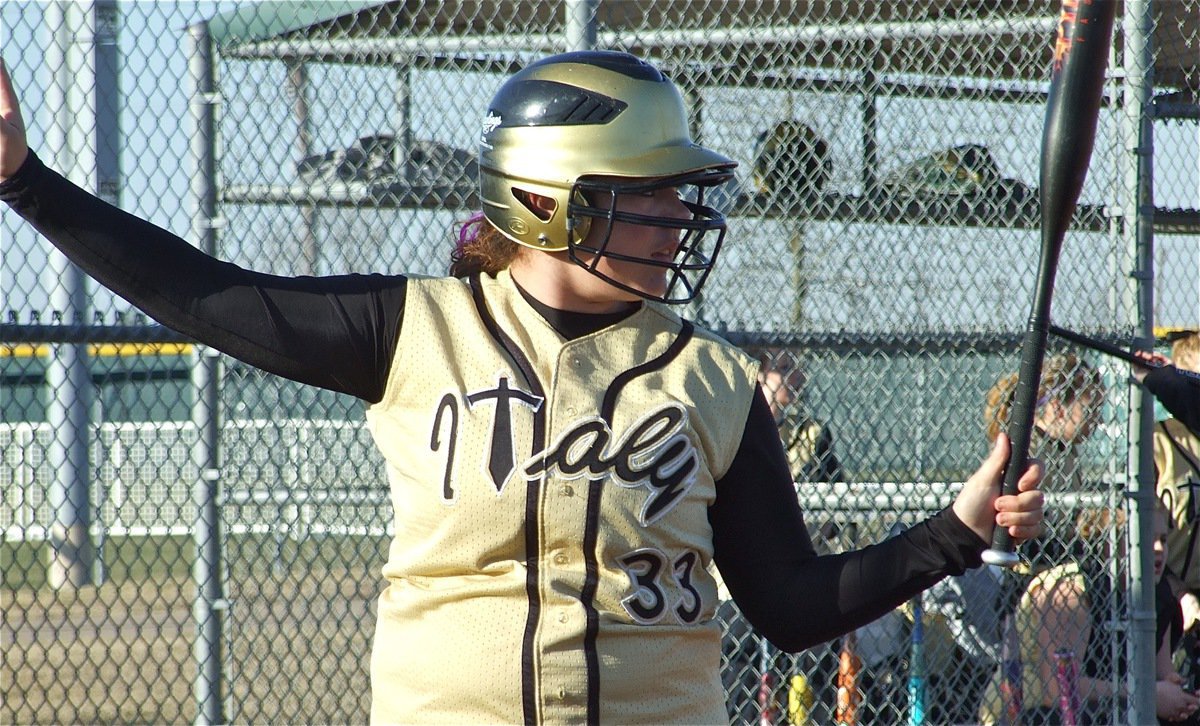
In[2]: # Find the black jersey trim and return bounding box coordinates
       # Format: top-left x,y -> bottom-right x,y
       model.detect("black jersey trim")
469,274 -> 547,726
600,320 -> 694,423
1158,421 -> 1200,579
580,319 -> 696,724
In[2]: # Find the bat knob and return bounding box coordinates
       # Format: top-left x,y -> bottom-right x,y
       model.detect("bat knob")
981,548 -> 1021,567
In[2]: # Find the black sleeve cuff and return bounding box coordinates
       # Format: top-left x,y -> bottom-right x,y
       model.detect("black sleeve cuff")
923,506 -> 987,574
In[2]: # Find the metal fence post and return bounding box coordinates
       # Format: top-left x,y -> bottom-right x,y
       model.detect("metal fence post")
188,20 -> 229,726
564,0 -> 597,52
45,0 -> 104,590
1122,2 -> 1157,724
285,59 -> 319,275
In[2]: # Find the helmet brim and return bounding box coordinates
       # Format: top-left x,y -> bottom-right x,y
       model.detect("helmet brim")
582,144 -> 738,185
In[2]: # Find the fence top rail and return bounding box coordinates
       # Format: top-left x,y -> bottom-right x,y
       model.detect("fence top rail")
0,419 -> 367,434
217,483 -> 1116,514
794,482 -> 1115,513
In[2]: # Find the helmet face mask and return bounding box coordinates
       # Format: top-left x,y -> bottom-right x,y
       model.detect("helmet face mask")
478,50 -> 737,304
567,171 -> 730,304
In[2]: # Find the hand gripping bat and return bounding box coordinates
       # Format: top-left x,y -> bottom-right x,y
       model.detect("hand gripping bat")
982,0 -> 1118,566
1049,324 -> 1200,382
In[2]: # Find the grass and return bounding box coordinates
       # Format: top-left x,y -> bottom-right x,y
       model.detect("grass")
2,534 -> 386,725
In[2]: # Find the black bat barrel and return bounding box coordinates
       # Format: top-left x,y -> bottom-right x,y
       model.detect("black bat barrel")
984,0 -> 1117,565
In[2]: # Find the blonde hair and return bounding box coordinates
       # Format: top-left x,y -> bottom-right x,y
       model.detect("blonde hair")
449,214 -> 522,278
983,353 -> 1101,442
1171,331 -> 1200,372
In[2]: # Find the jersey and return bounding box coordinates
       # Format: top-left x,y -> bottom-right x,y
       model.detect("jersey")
365,271 -> 760,724
1154,418 -> 1200,591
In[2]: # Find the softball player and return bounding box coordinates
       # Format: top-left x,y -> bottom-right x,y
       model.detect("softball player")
1134,341 -> 1200,645
0,52 -> 1045,725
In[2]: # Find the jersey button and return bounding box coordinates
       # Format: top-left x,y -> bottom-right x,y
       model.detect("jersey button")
559,484 -> 574,497
553,552 -> 569,566
565,406 -> 577,417
556,686 -> 567,700
557,610 -> 569,623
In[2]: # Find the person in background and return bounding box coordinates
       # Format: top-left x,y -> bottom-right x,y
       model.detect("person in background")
1155,503 -> 1200,725
975,504 -> 1200,725
918,560 -> 1014,725
917,356 -> 1104,724
984,353 -> 1104,495
985,354 -> 1105,574
979,506 -> 1118,720
0,52 -> 1047,725
759,356 -> 843,484
1135,332 -> 1200,640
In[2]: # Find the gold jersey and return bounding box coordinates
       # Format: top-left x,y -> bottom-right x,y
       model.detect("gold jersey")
365,270 -> 759,724
1153,418 -> 1200,591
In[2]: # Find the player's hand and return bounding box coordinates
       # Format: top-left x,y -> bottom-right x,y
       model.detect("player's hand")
1156,675 -> 1200,722
952,433 -> 1045,546
0,58 -> 30,181
1131,350 -> 1171,384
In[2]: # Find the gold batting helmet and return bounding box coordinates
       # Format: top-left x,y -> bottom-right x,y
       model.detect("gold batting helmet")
478,50 -> 737,303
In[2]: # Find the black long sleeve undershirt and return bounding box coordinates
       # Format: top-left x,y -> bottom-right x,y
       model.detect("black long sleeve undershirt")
709,391 -> 986,649
1,150 -> 987,650
1144,365 -> 1200,434
3,152 -> 406,403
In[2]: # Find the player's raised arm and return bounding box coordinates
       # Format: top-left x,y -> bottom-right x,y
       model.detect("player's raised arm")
0,59 -> 31,180
0,57 -> 405,401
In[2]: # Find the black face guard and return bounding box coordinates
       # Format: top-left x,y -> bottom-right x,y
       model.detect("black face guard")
565,169 -> 733,304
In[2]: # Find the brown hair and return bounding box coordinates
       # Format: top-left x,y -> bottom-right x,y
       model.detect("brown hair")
983,353 -> 1101,442
449,214 -> 522,278
1074,505 -> 1125,542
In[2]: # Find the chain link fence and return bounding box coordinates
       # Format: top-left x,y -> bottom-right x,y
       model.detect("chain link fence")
2,1 -> 1198,723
